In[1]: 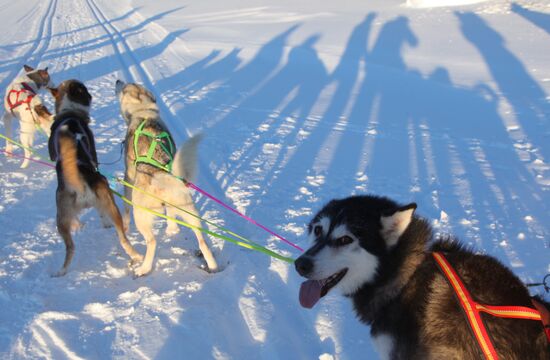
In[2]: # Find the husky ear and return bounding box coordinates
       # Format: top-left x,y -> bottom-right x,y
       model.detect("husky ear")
24,64 -> 35,72
380,203 -> 417,247
115,80 -> 126,95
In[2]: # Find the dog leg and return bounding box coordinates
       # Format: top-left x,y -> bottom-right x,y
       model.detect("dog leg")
2,112 -> 14,154
94,180 -> 143,265
133,207 -> 157,277
54,204 -> 75,277
176,204 -> 218,272
19,121 -> 35,168
122,174 -> 132,233
165,206 -> 180,236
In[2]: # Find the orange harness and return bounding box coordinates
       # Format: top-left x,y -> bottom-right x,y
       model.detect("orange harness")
433,252 -> 549,360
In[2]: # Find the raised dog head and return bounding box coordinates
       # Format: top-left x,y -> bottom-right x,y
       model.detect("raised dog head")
49,79 -> 92,116
295,195 -> 416,308
115,80 -> 158,125
23,64 -> 55,89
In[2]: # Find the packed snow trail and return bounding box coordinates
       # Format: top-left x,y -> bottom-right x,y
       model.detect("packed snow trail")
1,0 -> 549,359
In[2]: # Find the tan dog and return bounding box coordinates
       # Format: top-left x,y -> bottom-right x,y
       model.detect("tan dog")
115,80 -> 218,277
48,79 -> 142,276
3,65 -> 55,168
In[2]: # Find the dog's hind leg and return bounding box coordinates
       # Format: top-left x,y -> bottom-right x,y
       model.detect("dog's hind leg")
94,179 -> 143,265
175,204 -> 218,272
133,207 -> 157,277
2,112 -> 14,153
53,192 -> 76,277
19,120 -> 35,168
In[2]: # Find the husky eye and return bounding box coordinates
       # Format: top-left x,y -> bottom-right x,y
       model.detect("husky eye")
314,225 -> 322,237
336,236 -> 353,246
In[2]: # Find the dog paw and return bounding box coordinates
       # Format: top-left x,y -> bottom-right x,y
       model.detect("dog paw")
133,265 -> 152,278
52,268 -> 68,277
20,160 -> 30,169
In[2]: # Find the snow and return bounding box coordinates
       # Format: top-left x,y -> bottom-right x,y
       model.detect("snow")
1,0 -> 549,358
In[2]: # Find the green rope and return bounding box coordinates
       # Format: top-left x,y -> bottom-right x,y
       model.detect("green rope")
117,178 -> 255,245
111,188 -> 294,263
0,131 -> 295,264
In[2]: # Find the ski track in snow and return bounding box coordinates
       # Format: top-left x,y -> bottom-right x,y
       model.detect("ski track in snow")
0,0 -> 549,358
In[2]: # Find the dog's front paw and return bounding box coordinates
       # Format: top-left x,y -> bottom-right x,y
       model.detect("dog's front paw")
20,159 -> 30,169
133,264 -> 152,278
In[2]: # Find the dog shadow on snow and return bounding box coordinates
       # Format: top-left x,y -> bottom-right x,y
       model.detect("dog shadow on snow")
2,6 -> 549,359
152,10 -> 548,359
152,25 -> 339,359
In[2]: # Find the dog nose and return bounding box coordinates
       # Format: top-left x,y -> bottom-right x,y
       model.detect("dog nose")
295,256 -> 313,276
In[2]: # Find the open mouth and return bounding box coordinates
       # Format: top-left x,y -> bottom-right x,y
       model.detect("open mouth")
299,268 -> 348,309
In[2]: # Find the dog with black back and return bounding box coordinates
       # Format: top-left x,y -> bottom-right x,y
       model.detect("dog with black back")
3,65 -> 55,168
48,79 -> 143,276
295,195 -> 550,359
115,80 -> 218,277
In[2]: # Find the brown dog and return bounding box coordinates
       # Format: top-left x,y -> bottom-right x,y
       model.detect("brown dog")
48,79 -> 142,276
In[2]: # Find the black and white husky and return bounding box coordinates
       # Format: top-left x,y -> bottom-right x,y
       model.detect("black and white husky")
295,195 -> 550,359
115,80 -> 218,277
3,65 -> 55,168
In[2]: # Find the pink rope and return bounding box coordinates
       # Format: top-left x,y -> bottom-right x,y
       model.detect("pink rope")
1,149 -> 55,169
187,181 -> 303,252
1,147 -> 304,252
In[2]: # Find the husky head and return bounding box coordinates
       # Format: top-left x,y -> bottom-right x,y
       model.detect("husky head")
115,80 -> 158,125
49,80 -> 92,115
24,64 -> 55,89
295,195 -> 416,309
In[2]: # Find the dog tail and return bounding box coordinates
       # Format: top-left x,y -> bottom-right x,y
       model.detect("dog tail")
171,133 -> 202,182
58,127 -> 85,193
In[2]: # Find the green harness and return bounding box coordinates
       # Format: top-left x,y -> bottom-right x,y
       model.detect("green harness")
133,120 -> 175,172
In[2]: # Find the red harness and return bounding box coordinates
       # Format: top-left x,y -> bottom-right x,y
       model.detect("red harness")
433,252 -> 550,360
7,82 -> 36,112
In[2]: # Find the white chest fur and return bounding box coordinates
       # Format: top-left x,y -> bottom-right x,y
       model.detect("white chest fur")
372,333 -> 394,360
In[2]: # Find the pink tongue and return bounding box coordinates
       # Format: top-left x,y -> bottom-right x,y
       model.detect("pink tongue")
299,280 -> 323,308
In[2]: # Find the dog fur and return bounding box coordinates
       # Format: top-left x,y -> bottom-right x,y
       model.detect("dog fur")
48,79 -> 142,276
295,195 -> 550,359
3,65 -> 55,168
115,80 -> 218,277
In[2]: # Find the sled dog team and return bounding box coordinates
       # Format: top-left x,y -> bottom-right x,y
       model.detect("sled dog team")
3,66 -> 217,278
3,66 -> 549,358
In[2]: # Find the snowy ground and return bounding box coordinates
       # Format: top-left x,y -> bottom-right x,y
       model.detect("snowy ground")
0,0 -> 549,358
